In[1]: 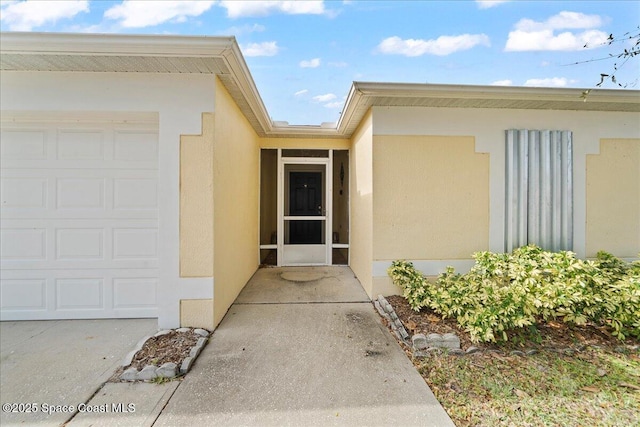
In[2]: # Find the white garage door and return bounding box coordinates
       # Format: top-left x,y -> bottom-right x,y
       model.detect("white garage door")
0,115 -> 159,320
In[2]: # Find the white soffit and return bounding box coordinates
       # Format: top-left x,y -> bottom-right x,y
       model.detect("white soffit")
1,33 -> 639,139
0,32 -> 273,136
337,82 -> 640,136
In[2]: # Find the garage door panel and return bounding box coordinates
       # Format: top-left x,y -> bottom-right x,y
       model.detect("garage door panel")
0,269 -> 158,320
0,129 -> 48,160
2,219 -> 158,270
114,130 -> 158,161
56,228 -> 104,259
0,177 -> 48,208
0,228 -> 46,260
113,228 -> 158,259
56,278 -> 104,310
2,169 -> 158,219
0,279 -> 47,311
114,178 -> 158,209
57,129 -> 106,160
113,278 -> 158,309
57,178 -> 106,209
0,116 -> 159,320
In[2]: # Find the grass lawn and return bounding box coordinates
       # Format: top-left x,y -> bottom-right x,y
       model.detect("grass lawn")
385,295 -> 640,426
418,348 -> 639,426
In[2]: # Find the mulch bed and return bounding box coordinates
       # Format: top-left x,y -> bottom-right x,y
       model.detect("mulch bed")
385,295 -> 639,352
129,331 -> 199,370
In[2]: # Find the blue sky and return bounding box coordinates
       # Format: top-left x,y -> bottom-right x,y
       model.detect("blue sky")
1,0 -> 638,125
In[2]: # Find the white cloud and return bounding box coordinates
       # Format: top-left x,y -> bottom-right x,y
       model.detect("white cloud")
506,29 -> 608,51
104,1 -> 214,28
220,1 -> 325,18
515,11 -> 603,32
505,11 -> 608,51
476,0 -> 509,9
377,34 -> 490,56
491,79 -> 513,86
524,77 -> 576,87
0,0 -> 88,31
222,23 -> 266,35
324,101 -> 343,108
294,89 -> 309,96
300,58 -> 321,68
313,93 -> 337,102
241,41 -> 280,57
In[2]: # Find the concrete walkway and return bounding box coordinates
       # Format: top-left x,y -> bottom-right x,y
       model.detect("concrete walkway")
0,267 -> 454,427
156,266 -> 454,426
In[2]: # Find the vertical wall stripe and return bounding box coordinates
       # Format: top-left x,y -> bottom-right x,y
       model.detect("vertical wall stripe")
505,129 -> 573,252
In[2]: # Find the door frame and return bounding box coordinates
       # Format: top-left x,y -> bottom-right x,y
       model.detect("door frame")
278,149 -> 333,266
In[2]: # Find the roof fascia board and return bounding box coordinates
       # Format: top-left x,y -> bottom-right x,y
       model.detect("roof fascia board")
267,126 -> 345,138
352,81 -> 640,105
219,41 -> 273,135
0,32 -> 235,57
336,83 -> 364,135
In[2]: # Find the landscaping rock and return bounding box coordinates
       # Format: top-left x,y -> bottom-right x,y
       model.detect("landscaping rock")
373,300 -> 386,317
465,346 -> 481,355
397,328 -> 409,341
194,328 -> 209,337
119,327 -> 208,381
412,334 -> 428,350
180,357 -> 194,375
122,350 -> 138,367
122,335 -> 151,367
382,302 -> 394,314
137,365 -> 158,381
189,337 -> 208,358
442,333 -> 461,349
156,362 -> 178,378
426,333 -> 443,345
120,367 -> 138,381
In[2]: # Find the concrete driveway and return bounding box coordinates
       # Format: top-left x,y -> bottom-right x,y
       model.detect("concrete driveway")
1,267 -> 454,427
0,318 -> 157,426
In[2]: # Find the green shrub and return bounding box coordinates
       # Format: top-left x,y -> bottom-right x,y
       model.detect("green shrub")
387,246 -> 640,343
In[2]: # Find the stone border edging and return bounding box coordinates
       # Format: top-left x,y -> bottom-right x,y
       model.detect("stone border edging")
119,327 -> 210,382
372,295 -> 640,358
374,294 -> 410,345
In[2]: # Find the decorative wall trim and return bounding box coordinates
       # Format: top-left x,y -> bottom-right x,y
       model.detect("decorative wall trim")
372,259 -> 476,277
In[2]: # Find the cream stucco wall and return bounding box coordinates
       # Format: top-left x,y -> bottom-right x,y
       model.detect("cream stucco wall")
373,135 -> 489,260
212,77 -> 261,327
369,106 -> 639,295
586,138 -> 640,258
180,299 -> 214,329
349,110 -> 374,296
180,113 -> 214,277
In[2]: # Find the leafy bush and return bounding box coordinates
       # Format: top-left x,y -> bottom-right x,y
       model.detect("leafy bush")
388,246 -> 640,343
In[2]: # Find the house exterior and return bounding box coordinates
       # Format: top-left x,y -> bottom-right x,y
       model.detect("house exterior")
1,32 -> 638,330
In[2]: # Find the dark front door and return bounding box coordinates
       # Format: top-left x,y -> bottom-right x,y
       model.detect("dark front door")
289,171 -> 322,244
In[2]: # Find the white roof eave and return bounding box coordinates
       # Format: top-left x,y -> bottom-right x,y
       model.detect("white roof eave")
2,33 -> 639,140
